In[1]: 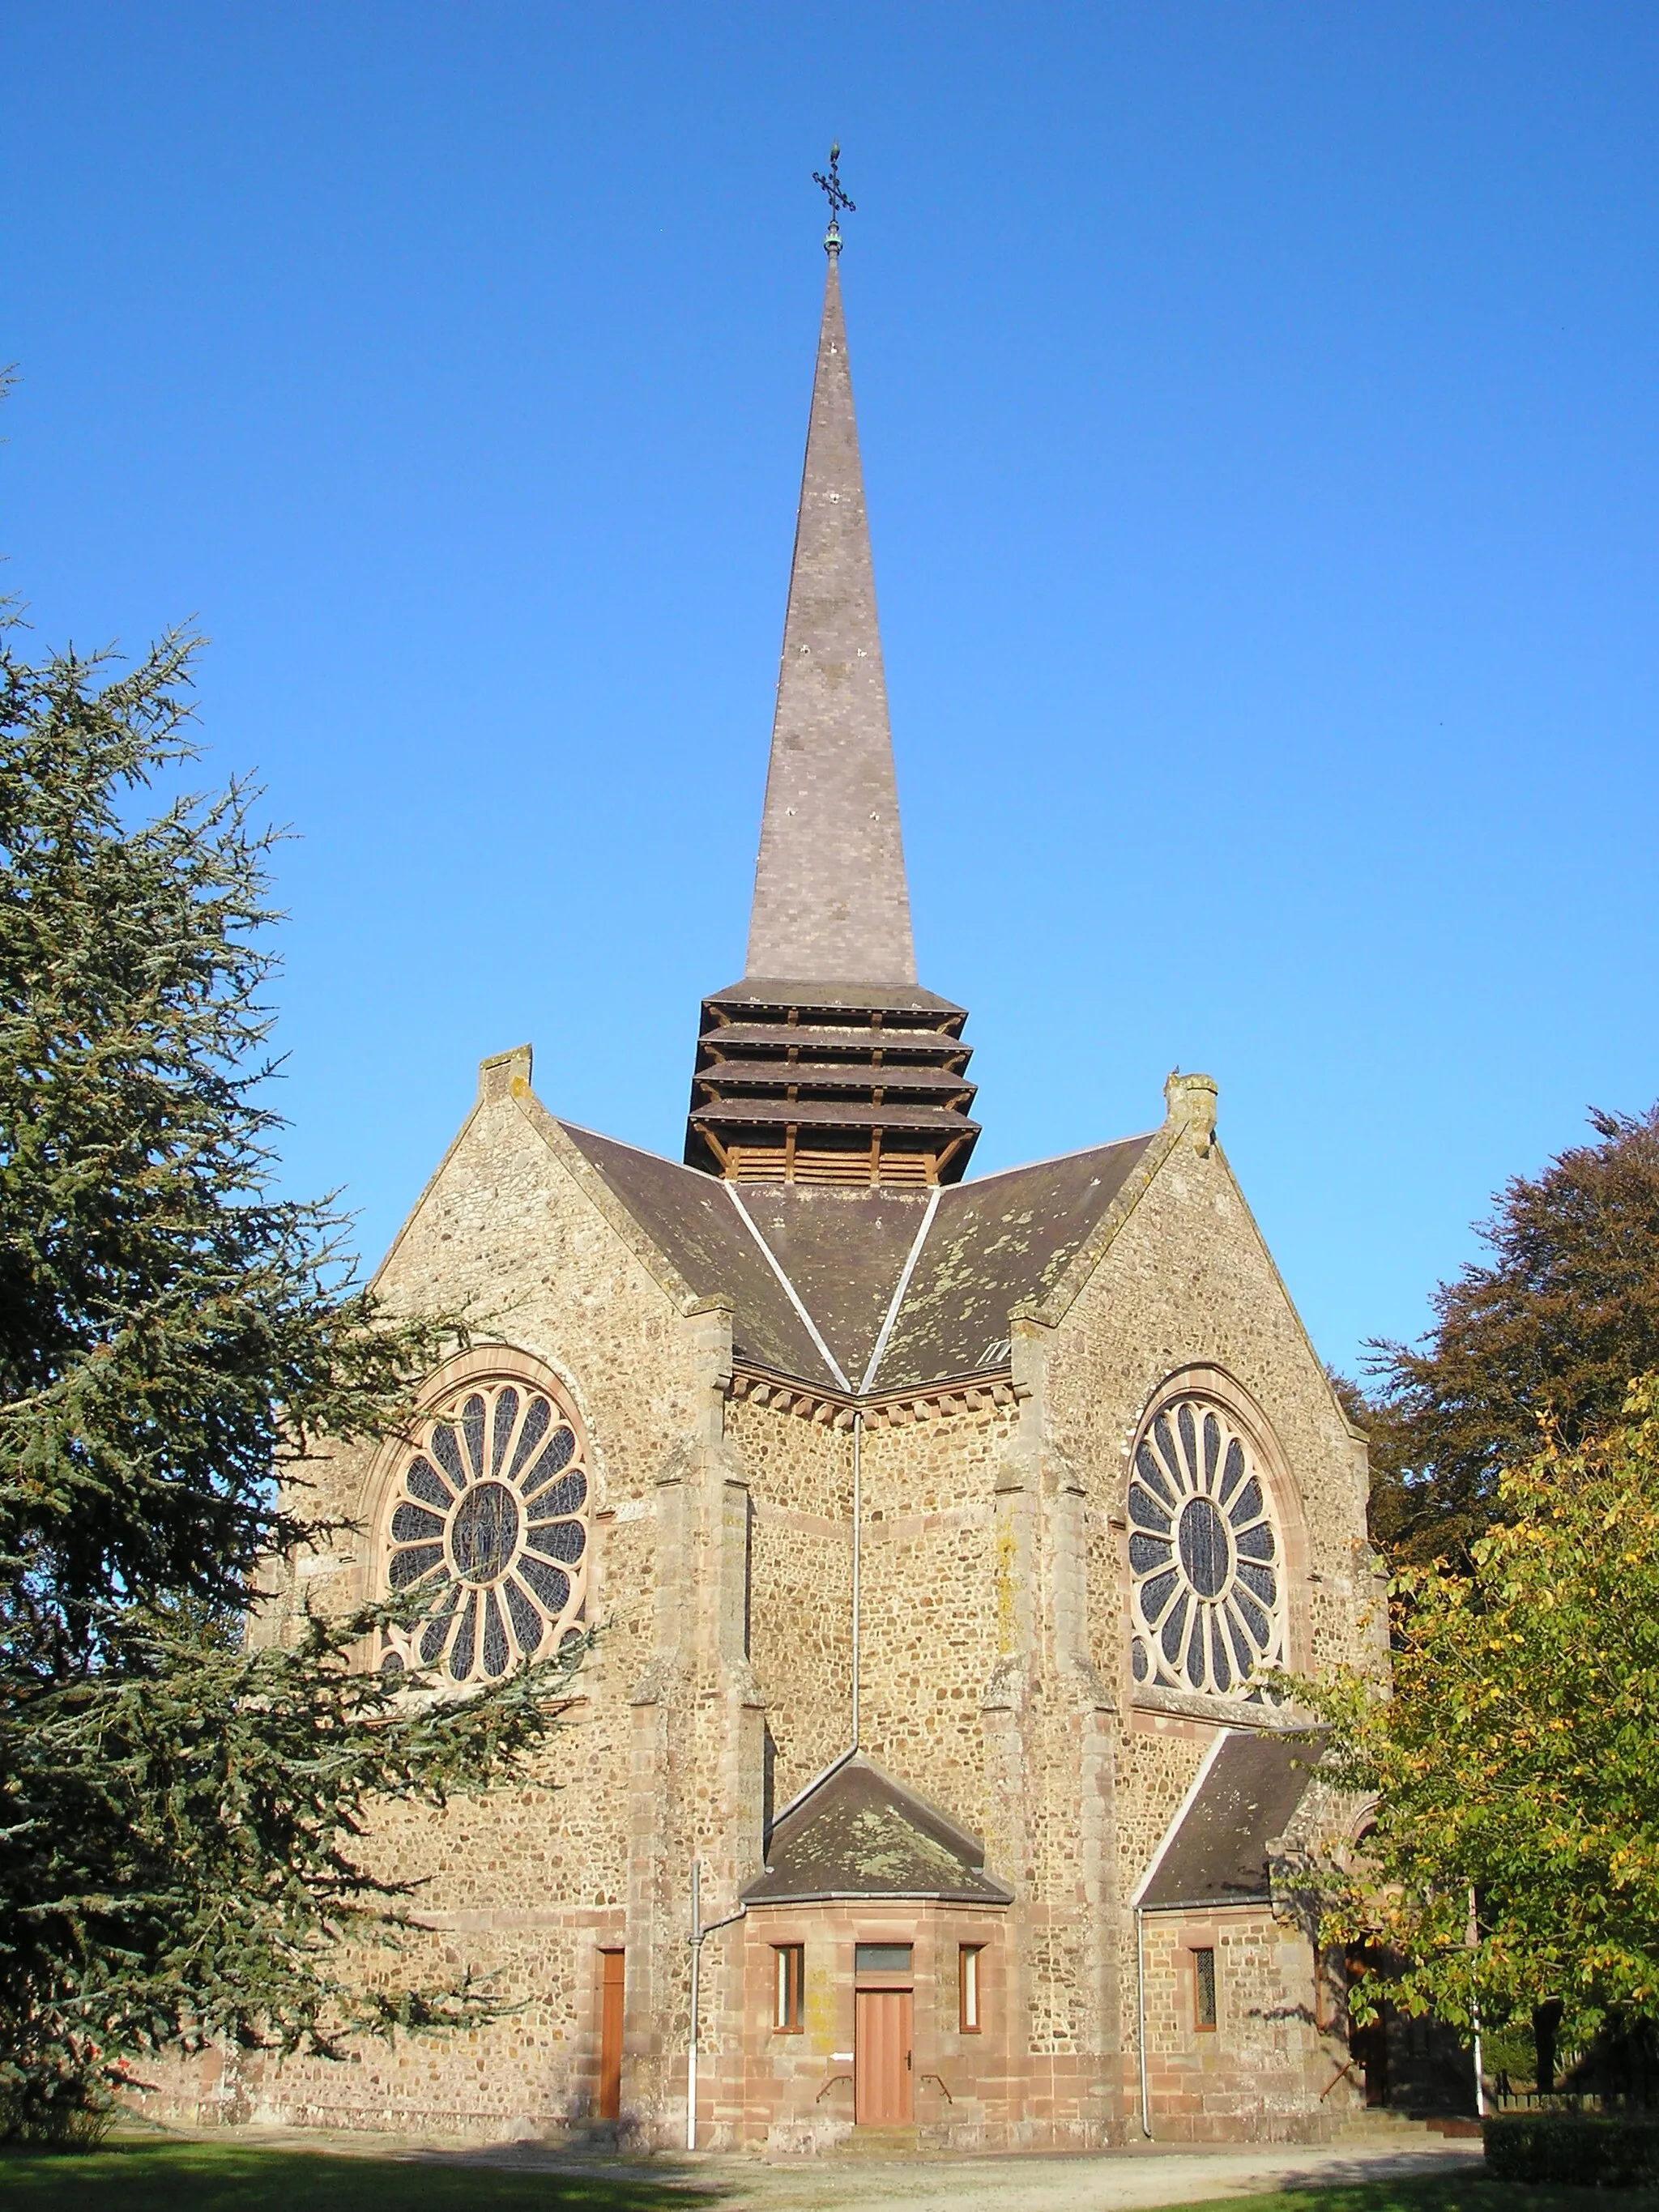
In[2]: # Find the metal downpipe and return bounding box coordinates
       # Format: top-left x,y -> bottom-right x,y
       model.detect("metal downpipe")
1137,1904 -> 1153,2138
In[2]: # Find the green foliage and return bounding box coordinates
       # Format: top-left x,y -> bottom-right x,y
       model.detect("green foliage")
1359,1106 -> 1659,1564
0,619 -> 578,2133
0,626 -> 454,1648
1291,1381 -> 1659,2048
1486,2117 -> 1659,2189
0,2091 -> 114,2150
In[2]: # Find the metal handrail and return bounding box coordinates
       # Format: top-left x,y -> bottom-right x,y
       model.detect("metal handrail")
1320,2059 -> 1361,2101
918,2072 -> 955,2103
816,2071 -> 853,2103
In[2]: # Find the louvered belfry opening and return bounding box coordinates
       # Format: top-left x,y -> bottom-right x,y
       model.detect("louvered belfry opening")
685,217 -> 978,1187
684,980 -> 979,1189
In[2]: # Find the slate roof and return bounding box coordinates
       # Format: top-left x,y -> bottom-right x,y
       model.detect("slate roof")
1136,1731 -> 1317,1912
718,1183 -> 934,1387
744,1754 -> 1012,1905
706,1022 -> 972,1062
557,1123 -> 841,1388
692,1097 -> 975,1133
697,1060 -> 972,1098
877,1136 -> 1156,1391
712,978 -> 966,1019
557,1119 -> 1161,1395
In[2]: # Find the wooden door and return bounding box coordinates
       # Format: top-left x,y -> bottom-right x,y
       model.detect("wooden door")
855,1988 -> 913,2123
598,1948 -> 625,2119
1345,1945 -> 1389,2107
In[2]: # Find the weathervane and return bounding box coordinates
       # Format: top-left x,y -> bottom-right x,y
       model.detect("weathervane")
812,141 -> 855,256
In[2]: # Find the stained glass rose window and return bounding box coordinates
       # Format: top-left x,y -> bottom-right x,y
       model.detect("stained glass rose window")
381,1378 -> 589,1685
1128,1399 -> 1284,1697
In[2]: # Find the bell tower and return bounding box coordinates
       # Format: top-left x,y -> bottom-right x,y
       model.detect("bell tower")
684,172 -> 979,1187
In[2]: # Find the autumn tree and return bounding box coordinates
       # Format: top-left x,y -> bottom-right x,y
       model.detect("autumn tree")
1362,1106 -> 1659,1563
0,620 -> 576,2140
1295,1379 -> 1659,2062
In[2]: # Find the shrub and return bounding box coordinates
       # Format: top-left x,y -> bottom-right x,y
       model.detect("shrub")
0,2075 -> 117,2148
1484,2113 -> 1659,2186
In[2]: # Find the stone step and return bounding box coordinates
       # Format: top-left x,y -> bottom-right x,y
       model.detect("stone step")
837,2123 -> 921,2155
1338,2113 -> 1435,2137
1337,2110 -> 1481,2142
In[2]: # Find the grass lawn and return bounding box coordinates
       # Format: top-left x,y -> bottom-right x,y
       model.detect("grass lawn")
0,2139 -> 706,2212
2,2142 -> 1659,2212
1217,2187 -> 1659,2212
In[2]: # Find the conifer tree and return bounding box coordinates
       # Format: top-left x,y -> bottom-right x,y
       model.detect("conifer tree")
0,620 -> 575,2139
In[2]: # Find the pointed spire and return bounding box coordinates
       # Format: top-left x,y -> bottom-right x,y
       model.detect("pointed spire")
744,254 -> 916,987
683,219 -> 979,1190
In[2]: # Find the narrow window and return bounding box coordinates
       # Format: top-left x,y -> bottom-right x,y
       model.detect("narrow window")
959,1944 -> 983,2033
1192,1946 -> 1218,2032
773,1942 -> 804,2031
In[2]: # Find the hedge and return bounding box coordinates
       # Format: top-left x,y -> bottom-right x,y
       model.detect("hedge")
1484,2114 -> 1659,2186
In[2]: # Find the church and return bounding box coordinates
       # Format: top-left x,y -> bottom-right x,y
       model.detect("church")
223,207 -> 1388,2152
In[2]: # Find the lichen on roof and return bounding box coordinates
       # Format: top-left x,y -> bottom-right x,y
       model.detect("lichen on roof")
744,1754 -> 1012,1905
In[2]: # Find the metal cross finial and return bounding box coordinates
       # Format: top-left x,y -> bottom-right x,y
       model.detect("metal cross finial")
812,141 -> 855,255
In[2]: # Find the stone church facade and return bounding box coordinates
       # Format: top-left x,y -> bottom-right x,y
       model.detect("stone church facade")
207,224 -> 1386,2150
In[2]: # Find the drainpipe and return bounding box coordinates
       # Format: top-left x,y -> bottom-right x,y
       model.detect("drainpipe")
851,1409 -> 862,1748
1136,1905 -> 1153,2138
686,1859 -> 746,2152
686,1860 -> 700,2153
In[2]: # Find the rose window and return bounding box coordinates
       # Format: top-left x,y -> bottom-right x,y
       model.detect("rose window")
382,1379 -> 589,1685
1128,1400 -> 1283,1696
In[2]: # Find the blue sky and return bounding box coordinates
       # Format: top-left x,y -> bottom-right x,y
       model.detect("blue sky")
6,3 -> 1657,1376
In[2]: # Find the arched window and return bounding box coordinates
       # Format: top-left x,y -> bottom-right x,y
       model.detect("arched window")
1128,1396 -> 1285,1698
380,1375 -> 590,1685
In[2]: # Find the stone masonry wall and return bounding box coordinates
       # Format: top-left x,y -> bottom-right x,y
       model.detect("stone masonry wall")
1034,1110 -> 1376,2137
853,1403 -> 1015,1839
156,1068 -> 732,2141
149,1072 -> 1377,2152
1137,1909 -> 1359,2141
728,1398 -> 852,1813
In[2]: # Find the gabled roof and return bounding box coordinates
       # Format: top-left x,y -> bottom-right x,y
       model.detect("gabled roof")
714,1182 -> 935,1387
557,1118 -> 1162,1395
556,1122 -> 842,1391
876,1135 -> 1158,1390
744,1754 -> 1011,1905
1135,1730 -> 1317,1912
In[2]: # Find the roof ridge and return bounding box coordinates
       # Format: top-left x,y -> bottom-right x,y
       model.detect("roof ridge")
553,1119 -> 689,1173
723,1183 -> 851,1393
954,1127 -> 1161,1191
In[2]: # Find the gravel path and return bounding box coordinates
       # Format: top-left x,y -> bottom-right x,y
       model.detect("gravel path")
197,2123 -> 1482,2212
646,2138 -> 1483,2212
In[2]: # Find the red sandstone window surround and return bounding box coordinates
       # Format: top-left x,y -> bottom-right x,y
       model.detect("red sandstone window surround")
1192,1946 -> 1218,2032
1127,1396 -> 1285,1700
958,1944 -> 983,2033
773,1943 -> 804,2031
379,1372 -> 591,1686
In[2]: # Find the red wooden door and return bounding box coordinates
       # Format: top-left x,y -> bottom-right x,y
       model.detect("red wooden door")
855,1988 -> 913,2123
598,1949 -> 625,2119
